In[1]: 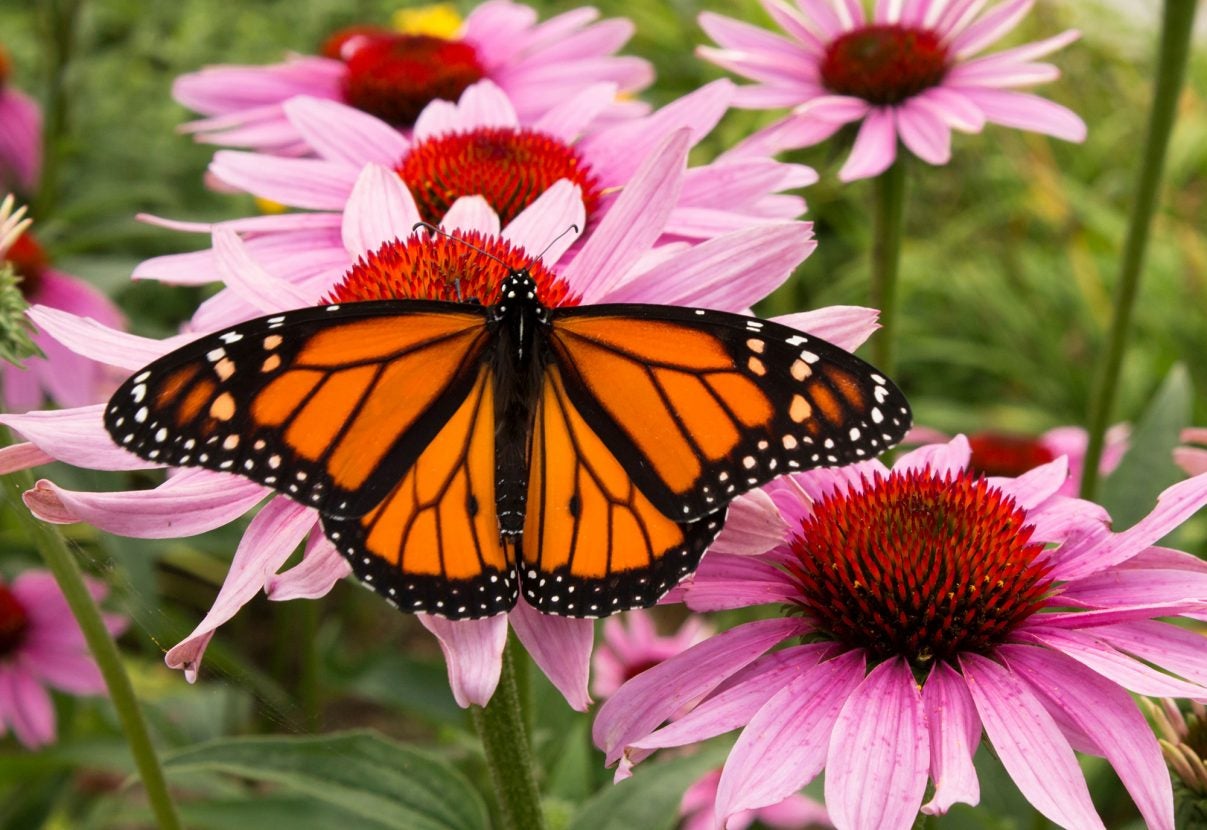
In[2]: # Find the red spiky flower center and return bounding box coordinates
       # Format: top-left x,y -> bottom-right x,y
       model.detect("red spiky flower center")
820,25 -> 950,105
0,584 -> 29,660
397,128 -> 602,228
334,30 -> 484,127
968,432 -> 1057,478
4,230 -> 48,299
327,231 -> 577,308
786,468 -> 1054,668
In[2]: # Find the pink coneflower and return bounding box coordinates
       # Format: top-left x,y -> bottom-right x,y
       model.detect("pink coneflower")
0,46 -> 41,194
700,0 -> 1087,181
135,79 -> 814,329
906,423 -> 1129,496
174,0 -> 652,155
0,196 -> 126,410
592,609 -> 712,700
0,569 -> 126,748
0,132 -> 866,711
595,436 -> 1207,830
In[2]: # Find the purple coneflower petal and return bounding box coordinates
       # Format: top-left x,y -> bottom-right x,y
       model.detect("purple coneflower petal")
418,614 -> 508,708
921,662 -> 981,815
215,230 -> 315,312
500,180 -> 585,261
771,305 -> 878,351
679,553 -> 797,612
715,649 -> 865,823
28,305 -> 192,369
896,99 -> 952,165
0,442 -> 53,474
960,652 -> 1105,829
0,669 -> 56,748
283,97 -> 408,167
0,89 -> 42,190
341,164 -> 422,259
839,108 -> 896,182
1003,644 -> 1174,830
895,433 -> 971,477
532,82 -> 620,143
442,196 -> 502,236
954,87 -> 1086,141
1088,620 -> 1207,687
266,532 -> 351,601
985,455 -> 1067,510
510,601 -> 593,711
0,406 -> 155,471
950,0 -> 1035,59
22,647 -> 105,695
709,488 -> 788,556
1061,567 -> 1207,609
209,152 -> 356,210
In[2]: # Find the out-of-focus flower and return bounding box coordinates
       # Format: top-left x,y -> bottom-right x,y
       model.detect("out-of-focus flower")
0,45 -> 41,195
906,423 -> 1129,496
0,132 -> 871,712
596,436 -> 1207,830
681,769 -> 832,830
1175,428 -> 1207,477
135,79 -> 814,329
699,0 -> 1086,181
0,569 -> 126,748
0,196 -> 125,411
174,0 -> 652,155
1143,695 -> 1207,804
592,609 -> 712,700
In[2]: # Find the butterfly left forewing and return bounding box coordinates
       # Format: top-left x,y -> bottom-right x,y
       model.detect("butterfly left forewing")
519,364 -> 725,617
547,305 -> 911,522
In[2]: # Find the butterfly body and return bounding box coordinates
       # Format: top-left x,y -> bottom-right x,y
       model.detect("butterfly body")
105,268 -> 911,619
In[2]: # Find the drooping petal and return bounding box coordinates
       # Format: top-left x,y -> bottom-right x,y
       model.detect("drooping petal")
214,229 -> 315,313
708,488 -> 789,556
954,87 -> 1086,142
826,657 -> 929,830
0,669 -> 56,748
209,151 -> 357,210
921,661 -> 981,815
1089,620 -> 1207,688
714,650 -> 865,824
679,552 -> 798,612
771,306 -> 880,352
960,652 -> 1105,829
838,108 -> 897,182
510,600 -> 593,711
27,305 -> 196,369
266,531 -> 351,601
0,406 -> 158,471
418,614 -> 509,708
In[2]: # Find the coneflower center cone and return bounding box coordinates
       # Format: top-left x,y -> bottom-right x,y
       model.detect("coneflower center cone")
0,584 -> 29,659
820,24 -> 949,105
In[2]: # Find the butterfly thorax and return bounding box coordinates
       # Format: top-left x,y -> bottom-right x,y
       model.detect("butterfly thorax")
489,268 -> 552,536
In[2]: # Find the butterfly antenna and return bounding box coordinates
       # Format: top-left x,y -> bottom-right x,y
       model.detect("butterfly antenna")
412,221 -> 512,270
536,224 -> 580,262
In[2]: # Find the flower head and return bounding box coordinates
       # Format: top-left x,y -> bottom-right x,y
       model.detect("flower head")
0,45 -> 41,194
592,609 -> 711,700
174,0 -> 653,154
700,0 -> 1087,180
596,436 -> 1207,830
0,570 -> 126,748
1,132 -> 857,713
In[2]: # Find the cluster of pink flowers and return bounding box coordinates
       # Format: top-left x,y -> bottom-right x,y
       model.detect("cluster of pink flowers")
4,4 -> 1206,830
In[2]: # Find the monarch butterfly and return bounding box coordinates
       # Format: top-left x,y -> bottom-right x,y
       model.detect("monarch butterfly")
104,266 -> 910,619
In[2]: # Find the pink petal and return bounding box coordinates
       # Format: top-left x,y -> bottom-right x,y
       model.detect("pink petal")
950,0 -> 1035,58
341,163 -> 422,259
986,455 -> 1068,510
894,434 -> 971,477
532,82 -> 620,142
418,614 -> 508,708
22,647 -> 104,695
209,151 -> 357,210
896,98 -> 952,165
0,90 -> 42,190
564,130 -> 689,303
826,657 -> 928,830
0,442 -> 53,474
501,180 -> 586,263
708,488 -> 788,556
283,96 -> 408,166
0,668 -> 56,748
1061,568 -> 1207,609
510,600 -> 593,711
681,552 -> 799,612
1003,644 -> 1174,830
1090,620 -> 1207,687
913,87 -> 986,132
173,57 -> 343,116
602,223 -> 813,308
921,662 -> 981,815
25,470 -> 268,537
27,306 -> 194,369
165,497 -> 316,681
715,650 -> 865,822
214,230 -> 315,313
593,617 -> 806,766
839,108 -> 898,182
441,196 -> 502,236
960,652 -> 1105,829
795,94 -> 872,124
771,305 -> 879,352
266,532 -> 351,601
138,210 -> 343,235
954,87 -> 1086,141
0,405 -> 158,471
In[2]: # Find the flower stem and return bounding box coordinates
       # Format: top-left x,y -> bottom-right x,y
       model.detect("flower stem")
1080,0 -> 1199,501
2,471 -> 182,830
470,638 -> 546,830
35,0 -> 83,219
870,159 -> 907,375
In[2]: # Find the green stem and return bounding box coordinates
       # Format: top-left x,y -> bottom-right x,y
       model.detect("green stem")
870,159 -> 907,375
470,639 -> 545,830
297,601 -> 321,732
1080,0 -> 1199,501
35,0 -> 82,220
2,471 -> 182,830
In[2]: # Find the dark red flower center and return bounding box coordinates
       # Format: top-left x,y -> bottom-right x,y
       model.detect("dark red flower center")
327,231 -> 577,308
0,584 -> 29,659
786,468 -> 1053,667
968,432 -> 1057,478
335,30 -> 485,127
397,127 -> 602,229
820,25 -> 949,105
0,45 -> 10,89
3,230 -> 48,299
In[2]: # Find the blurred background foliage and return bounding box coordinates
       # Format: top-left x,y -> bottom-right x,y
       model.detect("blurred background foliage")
0,1 -> 1203,828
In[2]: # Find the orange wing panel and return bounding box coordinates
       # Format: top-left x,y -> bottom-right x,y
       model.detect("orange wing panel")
297,312 -> 484,366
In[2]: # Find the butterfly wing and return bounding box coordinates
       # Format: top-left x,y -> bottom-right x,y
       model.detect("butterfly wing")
519,363 -> 726,616
104,301 -> 492,518
545,305 -> 911,521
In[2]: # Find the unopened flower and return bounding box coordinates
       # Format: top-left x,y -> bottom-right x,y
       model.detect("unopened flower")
596,437 -> 1207,830
700,0 -> 1086,180
0,569 -> 126,748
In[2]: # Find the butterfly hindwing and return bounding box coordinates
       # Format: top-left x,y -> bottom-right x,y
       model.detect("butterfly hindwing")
322,366 -> 518,617
547,304 -> 911,522
519,364 -> 726,616
103,301 -> 492,517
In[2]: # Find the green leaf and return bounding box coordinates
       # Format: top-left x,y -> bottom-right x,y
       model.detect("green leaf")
567,745 -> 729,830
1099,364 -> 1192,529
162,730 -> 488,830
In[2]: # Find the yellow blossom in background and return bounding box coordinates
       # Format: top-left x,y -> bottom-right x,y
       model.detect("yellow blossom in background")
392,4 -> 462,38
